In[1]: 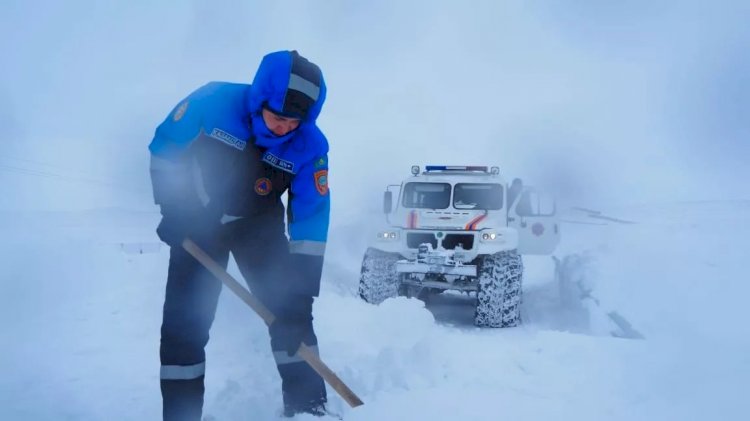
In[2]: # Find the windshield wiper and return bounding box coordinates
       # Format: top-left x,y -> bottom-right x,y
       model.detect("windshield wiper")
454,201 -> 478,209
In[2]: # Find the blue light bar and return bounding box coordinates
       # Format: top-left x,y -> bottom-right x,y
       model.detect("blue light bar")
425,165 -> 488,172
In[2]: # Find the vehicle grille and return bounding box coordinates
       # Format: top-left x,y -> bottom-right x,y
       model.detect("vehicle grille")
406,232 -> 474,250
406,233 -> 438,249
442,234 -> 474,250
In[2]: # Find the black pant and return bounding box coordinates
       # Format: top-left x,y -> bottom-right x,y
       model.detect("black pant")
159,218 -> 326,420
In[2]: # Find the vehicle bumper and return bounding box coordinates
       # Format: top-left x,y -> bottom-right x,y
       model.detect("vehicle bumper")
395,261 -> 477,277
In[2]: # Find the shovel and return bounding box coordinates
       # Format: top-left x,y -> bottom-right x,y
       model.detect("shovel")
181,238 -> 364,408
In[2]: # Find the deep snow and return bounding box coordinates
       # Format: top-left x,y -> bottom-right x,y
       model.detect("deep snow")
3,2 -> 748,420
1,201 -> 748,420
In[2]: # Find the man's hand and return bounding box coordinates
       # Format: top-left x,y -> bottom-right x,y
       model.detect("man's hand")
156,213 -> 191,247
270,317 -> 312,356
156,206 -> 219,248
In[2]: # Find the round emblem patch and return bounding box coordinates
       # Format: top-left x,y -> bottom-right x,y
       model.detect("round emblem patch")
254,177 -> 272,196
531,222 -> 545,236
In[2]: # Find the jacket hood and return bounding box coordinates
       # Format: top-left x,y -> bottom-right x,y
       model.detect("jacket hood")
247,50 -> 326,123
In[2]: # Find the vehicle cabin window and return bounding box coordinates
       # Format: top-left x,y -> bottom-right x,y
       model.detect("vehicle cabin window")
402,182 -> 451,209
515,190 -> 556,216
453,183 -> 503,210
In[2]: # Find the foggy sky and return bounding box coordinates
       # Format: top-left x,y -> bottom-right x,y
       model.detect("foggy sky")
1,0 -> 748,211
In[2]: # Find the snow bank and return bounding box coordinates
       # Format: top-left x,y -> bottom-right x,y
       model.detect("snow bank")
2,202 -> 749,420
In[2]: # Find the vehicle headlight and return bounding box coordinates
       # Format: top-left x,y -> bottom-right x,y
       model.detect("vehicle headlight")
481,232 -> 499,241
377,231 -> 399,240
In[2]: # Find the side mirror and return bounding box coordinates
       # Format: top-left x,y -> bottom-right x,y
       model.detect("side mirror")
383,191 -> 393,214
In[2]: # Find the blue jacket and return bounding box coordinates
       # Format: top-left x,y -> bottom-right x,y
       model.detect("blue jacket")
149,50 -> 330,295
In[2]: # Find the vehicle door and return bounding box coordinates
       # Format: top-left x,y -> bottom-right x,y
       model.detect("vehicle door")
508,187 -> 560,254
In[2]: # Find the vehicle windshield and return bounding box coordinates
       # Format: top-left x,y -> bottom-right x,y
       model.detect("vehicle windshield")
402,182 -> 451,209
453,183 -> 503,210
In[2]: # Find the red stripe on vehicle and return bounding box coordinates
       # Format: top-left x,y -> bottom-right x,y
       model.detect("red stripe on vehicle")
407,210 -> 418,229
465,214 -> 487,230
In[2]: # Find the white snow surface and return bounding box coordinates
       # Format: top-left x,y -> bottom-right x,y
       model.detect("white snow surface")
3,1 -> 749,419
1,201 -> 748,420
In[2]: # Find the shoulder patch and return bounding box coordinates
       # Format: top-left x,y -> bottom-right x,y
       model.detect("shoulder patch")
262,152 -> 295,173
173,101 -> 189,122
314,157 -> 327,169
314,169 -> 328,195
210,128 -> 247,151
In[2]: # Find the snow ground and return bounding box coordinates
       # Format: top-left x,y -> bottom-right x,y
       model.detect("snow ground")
1,201 -> 749,420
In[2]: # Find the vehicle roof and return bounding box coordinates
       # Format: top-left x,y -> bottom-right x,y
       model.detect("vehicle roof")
404,171 -> 507,184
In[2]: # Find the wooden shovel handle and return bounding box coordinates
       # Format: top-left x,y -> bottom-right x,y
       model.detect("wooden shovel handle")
182,238 -> 364,408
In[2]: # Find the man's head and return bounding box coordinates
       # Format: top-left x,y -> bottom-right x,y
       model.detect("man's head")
248,50 -> 326,123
